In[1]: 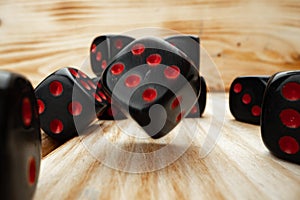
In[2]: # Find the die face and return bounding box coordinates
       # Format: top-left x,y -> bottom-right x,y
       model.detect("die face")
90,35 -> 134,76
261,71 -> 300,164
0,71 -> 41,200
90,36 -> 109,76
35,68 -> 107,141
186,76 -> 206,118
128,84 -> 176,138
102,37 -> 199,96
101,37 -> 200,138
109,35 -> 135,60
229,76 -> 270,125
165,35 -> 200,68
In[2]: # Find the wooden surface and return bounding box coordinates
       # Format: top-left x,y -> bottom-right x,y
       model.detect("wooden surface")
35,93 -> 300,200
1,0 -> 300,91
0,0 -> 300,199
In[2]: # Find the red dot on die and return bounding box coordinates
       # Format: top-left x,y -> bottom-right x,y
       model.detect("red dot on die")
131,43 -> 145,55
111,63 -> 125,75
279,109 -> 300,128
251,105 -> 261,117
164,65 -> 180,79
28,157 -> 36,185
22,97 -> 32,127
190,105 -> 198,114
279,136 -> 299,154
98,91 -> 107,100
233,83 -> 242,93
69,68 -> 80,78
91,44 -> 97,53
93,93 -> 102,103
50,119 -> 63,134
49,81 -> 63,96
80,80 -> 91,90
171,96 -> 182,109
282,82 -> 300,101
102,60 -> 107,69
115,39 -> 123,49
37,99 -> 45,115
242,93 -> 252,104
78,71 -> 88,79
146,54 -> 162,66
125,74 -> 141,88
68,101 -> 83,116
142,88 -> 157,102
96,52 -> 102,61
87,80 -> 97,90
176,111 -> 186,123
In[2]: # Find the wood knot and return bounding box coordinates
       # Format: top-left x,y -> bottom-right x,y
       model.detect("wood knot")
217,53 -> 222,57
236,42 -> 241,47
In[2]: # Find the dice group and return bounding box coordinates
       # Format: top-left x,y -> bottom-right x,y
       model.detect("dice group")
91,35 -> 206,121
34,35 -> 205,141
0,71 -> 41,200
100,37 -> 200,138
2,32 -> 300,200
0,37 -> 204,198
230,71 -> 300,164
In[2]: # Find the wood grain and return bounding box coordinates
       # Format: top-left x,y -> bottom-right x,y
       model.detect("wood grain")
1,0 -> 300,91
0,1 -> 300,199
34,93 -> 300,200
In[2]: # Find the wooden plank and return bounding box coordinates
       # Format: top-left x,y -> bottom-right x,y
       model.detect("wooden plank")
0,1 -> 299,198
0,0 -> 300,91
34,93 -> 300,200
41,132 -> 62,157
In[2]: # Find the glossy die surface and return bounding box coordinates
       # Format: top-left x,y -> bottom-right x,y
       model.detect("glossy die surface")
90,35 -> 134,76
261,71 -> 300,164
229,76 -> 269,125
92,77 -> 126,120
186,76 -> 207,118
165,35 -> 205,118
35,67 -> 108,141
0,71 -> 41,200
165,35 -> 200,68
101,37 -> 200,139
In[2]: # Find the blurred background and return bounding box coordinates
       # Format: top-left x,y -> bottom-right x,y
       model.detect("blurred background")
0,0 -> 299,91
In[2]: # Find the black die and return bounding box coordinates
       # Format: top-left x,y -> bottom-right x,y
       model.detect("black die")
101,37 -> 200,138
90,35 -> 134,76
165,35 -> 200,68
186,76 -> 207,118
229,76 -> 269,125
0,71 -> 41,200
165,35 -> 206,118
261,71 -> 300,164
35,67 -> 108,142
